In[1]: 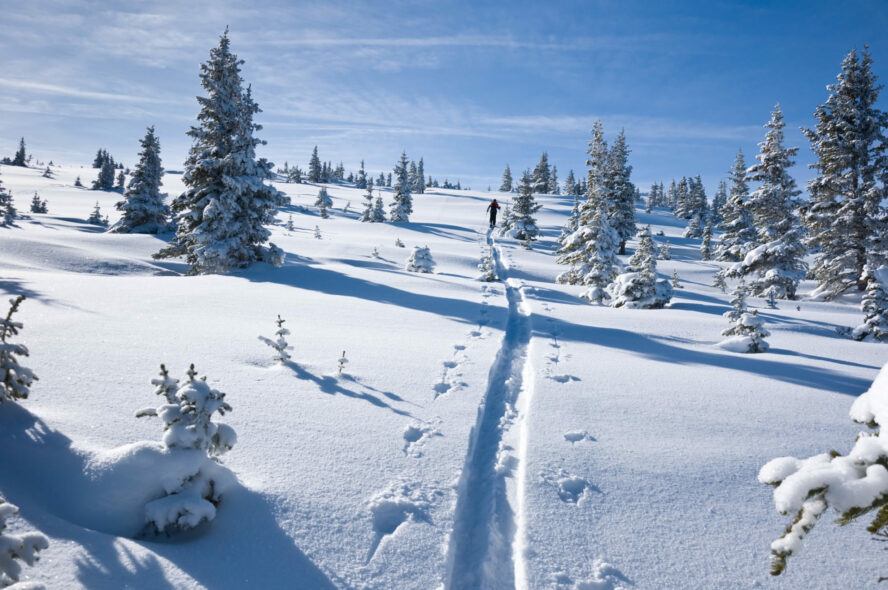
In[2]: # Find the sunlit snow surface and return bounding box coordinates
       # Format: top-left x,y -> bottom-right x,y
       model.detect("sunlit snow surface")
0,163 -> 884,589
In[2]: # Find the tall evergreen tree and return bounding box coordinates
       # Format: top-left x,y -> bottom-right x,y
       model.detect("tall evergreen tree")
92,158 -> 116,191
549,165 -> 559,195
507,170 -> 541,241
716,150 -> 756,261
556,198 -> 620,303
563,169 -> 576,197
674,176 -> 691,218
389,151 -> 412,222
727,105 -> 807,298
10,138 -> 26,167
803,47 -> 888,298
155,29 -> 288,274
356,160 -> 367,189
416,158 -> 426,194
853,266 -> 888,341
606,130 -> 636,254
711,180 -> 728,224
500,164 -> 513,192
532,152 -> 550,194
308,146 -> 321,183
360,179 -> 375,222
112,126 -> 170,233
315,187 -> 332,218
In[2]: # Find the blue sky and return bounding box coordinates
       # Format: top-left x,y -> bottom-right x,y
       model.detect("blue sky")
1,0 -> 886,195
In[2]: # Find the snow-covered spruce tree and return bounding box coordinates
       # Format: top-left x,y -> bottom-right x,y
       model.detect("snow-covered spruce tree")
674,176 -> 691,218
258,315 -> 291,363
711,180 -> 727,225
758,360 -> 888,576
315,187 -> 332,218
726,105 -> 807,299
41,166 -> 52,179
496,201 -> 512,237
29,193 -> 47,214
500,165 -> 513,192
10,138 -> 26,167
532,152 -> 550,194
415,158 -> 425,194
506,169 -> 541,242
683,213 -> 702,238
724,280 -> 748,323
608,226 -> 673,309
658,239 -> 671,260
549,164 -> 559,195
557,199 -> 620,303
853,266 -> 888,342
407,161 -> 418,194
356,160 -> 367,189
308,146 -> 321,183
313,225 -> 322,239
92,158 -> 116,191
116,170 -> 126,191
87,202 -> 107,226
360,179 -> 375,222
371,194 -> 386,223
712,270 -> 727,293
74,176 -> 83,188
719,308 -> 770,353
389,152 -> 412,222
563,169 -> 576,197
671,269 -> 682,289
135,364 -> 237,534
716,150 -> 756,261
0,173 -> 15,227
112,126 -> 171,233
155,30 -> 288,275
701,218 -> 713,260
406,245 -> 435,273
0,295 -> 37,404
607,130 -> 636,255
558,192 -> 581,250
0,495 -> 48,587
804,47 -> 888,299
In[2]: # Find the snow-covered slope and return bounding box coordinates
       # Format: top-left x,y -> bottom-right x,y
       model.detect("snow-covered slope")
0,162 -> 884,589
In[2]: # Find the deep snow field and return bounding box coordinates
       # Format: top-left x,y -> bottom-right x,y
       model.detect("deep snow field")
1,162 -> 886,589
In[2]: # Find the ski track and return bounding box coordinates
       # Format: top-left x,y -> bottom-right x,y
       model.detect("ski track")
445,229 -> 534,590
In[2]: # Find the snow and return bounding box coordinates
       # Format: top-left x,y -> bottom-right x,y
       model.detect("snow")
0,162 -> 886,588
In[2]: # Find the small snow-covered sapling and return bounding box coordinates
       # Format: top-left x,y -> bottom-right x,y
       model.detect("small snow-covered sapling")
0,295 -> 37,403
371,247 -> 380,258
671,269 -> 682,289
41,166 -> 52,178
29,193 -> 47,214
285,215 -> 294,232
395,238 -> 405,248
87,202 -> 107,226
314,225 -> 322,239
766,288 -> 778,309
0,496 -> 49,587
712,271 -> 727,293
74,176 -> 83,188
338,350 -> 348,375
658,240 -> 671,260
258,315 -> 292,363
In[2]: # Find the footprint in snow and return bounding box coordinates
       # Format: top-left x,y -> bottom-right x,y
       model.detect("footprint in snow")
365,483 -> 440,563
551,560 -> 631,589
402,421 -> 442,457
563,431 -> 595,444
549,374 -> 581,383
541,468 -> 598,504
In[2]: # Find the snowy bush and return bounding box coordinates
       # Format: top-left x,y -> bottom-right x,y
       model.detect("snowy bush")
135,364 -> 237,534
476,250 -> 498,282
0,296 -> 37,403
658,240 -> 671,260
759,360 -> 888,576
406,246 -> 435,273
259,315 -> 291,363
0,496 -> 48,588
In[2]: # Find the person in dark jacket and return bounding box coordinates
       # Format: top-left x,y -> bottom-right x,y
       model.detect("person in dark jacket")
486,199 -> 500,228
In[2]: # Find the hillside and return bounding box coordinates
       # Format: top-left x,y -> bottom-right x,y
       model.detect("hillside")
0,162 -> 884,589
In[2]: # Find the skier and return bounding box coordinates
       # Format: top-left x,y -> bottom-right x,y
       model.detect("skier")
486,199 -> 500,228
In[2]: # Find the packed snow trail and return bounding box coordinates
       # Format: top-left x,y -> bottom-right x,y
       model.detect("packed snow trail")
445,230 -> 534,590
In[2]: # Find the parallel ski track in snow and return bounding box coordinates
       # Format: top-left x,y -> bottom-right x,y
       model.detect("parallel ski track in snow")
445,229 -> 534,590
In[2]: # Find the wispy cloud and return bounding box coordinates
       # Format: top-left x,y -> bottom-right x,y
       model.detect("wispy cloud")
0,78 -> 182,105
